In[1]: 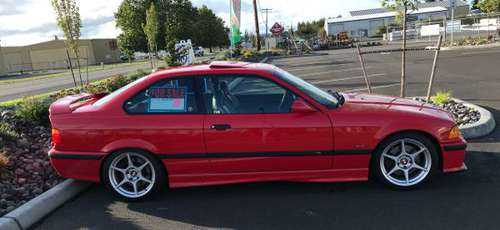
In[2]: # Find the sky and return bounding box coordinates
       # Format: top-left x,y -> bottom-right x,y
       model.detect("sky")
0,0 -> 380,47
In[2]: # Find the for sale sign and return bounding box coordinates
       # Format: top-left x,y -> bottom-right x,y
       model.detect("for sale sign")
148,87 -> 187,112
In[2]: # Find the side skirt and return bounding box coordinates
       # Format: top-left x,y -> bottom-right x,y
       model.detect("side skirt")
167,168 -> 370,189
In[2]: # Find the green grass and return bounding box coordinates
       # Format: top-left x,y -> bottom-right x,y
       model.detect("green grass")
0,68 -> 151,107
0,60 -> 151,85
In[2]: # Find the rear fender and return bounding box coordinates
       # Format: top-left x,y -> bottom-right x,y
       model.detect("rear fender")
101,139 -> 159,155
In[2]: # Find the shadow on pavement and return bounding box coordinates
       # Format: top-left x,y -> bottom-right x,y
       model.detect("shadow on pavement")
35,150 -> 500,230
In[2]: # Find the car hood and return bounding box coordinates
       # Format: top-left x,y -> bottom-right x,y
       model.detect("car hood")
341,93 -> 454,121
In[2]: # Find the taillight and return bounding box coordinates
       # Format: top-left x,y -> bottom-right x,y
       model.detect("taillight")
52,128 -> 61,145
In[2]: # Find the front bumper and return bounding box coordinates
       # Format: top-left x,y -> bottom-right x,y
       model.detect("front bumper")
441,143 -> 467,173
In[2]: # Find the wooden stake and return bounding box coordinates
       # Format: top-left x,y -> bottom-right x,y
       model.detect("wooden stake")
426,34 -> 443,102
356,44 -> 372,94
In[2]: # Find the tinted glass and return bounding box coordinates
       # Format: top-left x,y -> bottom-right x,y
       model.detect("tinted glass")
202,75 -> 296,114
94,76 -> 147,107
272,67 -> 338,109
124,78 -> 199,114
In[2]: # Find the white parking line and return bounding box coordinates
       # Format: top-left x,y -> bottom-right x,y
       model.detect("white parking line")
296,67 -> 371,77
341,83 -> 400,93
310,73 -> 386,84
283,62 -> 355,72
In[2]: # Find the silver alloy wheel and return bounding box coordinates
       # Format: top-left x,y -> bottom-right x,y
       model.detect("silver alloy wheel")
379,138 -> 432,187
108,153 -> 156,198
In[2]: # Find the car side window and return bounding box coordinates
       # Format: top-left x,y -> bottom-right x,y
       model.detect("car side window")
202,75 -> 296,114
124,78 -> 199,114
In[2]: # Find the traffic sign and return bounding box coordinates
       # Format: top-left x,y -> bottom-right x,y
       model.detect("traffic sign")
270,22 -> 284,36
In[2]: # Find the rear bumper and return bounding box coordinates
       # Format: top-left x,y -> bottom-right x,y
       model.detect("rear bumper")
441,143 -> 467,173
48,149 -> 104,182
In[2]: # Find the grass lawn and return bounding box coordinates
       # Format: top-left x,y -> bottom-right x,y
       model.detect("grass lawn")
0,60 -> 152,85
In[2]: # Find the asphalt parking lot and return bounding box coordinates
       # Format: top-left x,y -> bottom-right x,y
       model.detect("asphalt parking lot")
35,46 -> 500,230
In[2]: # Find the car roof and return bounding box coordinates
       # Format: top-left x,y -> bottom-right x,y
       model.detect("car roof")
148,61 -> 275,78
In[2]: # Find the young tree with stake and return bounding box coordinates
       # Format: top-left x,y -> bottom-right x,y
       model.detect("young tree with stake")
143,3 -> 159,69
52,0 -> 83,86
381,0 -> 418,97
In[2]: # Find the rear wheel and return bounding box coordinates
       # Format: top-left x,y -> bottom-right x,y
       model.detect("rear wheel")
373,133 -> 438,189
103,150 -> 165,200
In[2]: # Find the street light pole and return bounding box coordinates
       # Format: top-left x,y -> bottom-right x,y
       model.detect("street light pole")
261,8 -> 272,52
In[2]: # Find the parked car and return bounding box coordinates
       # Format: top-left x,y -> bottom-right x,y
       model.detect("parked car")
194,47 -> 204,57
48,61 -> 467,200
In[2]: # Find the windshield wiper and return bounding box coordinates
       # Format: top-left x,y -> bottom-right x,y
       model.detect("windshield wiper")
328,90 -> 345,106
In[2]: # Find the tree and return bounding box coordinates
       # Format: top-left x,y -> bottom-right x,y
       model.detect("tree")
51,0 -> 83,86
381,0 -> 419,97
296,19 -> 325,38
478,0 -> 500,39
143,2 -> 159,68
472,0 -> 480,9
116,0 -> 228,60
193,5 -> 221,53
478,0 -> 500,12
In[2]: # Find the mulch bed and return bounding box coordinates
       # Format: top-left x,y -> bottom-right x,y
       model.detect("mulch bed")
0,108 -> 63,216
414,98 -> 481,126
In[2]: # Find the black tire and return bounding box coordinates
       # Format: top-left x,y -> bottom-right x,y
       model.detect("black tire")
372,133 -> 439,189
102,150 -> 166,201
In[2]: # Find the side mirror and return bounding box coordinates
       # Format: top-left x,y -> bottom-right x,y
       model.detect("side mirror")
291,99 -> 316,113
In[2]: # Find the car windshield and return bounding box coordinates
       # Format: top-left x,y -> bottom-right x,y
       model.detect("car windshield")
93,76 -> 148,107
272,67 -> 339,109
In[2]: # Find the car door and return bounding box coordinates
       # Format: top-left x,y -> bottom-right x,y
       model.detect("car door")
122,77 -> 210,175
201,74 -> 333,173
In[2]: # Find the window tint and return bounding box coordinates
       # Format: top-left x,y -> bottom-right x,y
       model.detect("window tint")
94,76 -> 147,107
202,75 -> 296,114
124,78 -> 199,114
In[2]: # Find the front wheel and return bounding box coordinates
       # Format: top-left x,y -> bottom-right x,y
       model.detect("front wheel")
103,150 -> 166,200
373,133 -> 438,189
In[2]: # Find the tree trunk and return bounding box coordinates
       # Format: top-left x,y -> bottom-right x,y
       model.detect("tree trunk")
75,56 -> 83,86
209,47 -> 213,53
400,6 -> 407,98
253,0 -> 261,51
66,49 -> 78,87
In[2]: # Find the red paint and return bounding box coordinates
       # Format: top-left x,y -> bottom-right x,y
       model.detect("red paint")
48,62 -> 467,188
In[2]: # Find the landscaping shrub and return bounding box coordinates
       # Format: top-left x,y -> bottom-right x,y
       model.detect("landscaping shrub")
14,97 -> 52,126
103,75 -> 131,92
0,151 -> 9,178
0,123 -> 19,141
431,91 -> 451,106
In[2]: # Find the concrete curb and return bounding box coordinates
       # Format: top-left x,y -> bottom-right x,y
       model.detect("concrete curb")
0,179 -> 91,230
453,98 -> 496,139
440,42 -> 500,51
414,97 -> 496,140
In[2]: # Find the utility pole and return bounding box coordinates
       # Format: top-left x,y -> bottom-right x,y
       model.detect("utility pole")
261,8 -> 272,51
450,0 -> 456,46
253,0 -> 261,51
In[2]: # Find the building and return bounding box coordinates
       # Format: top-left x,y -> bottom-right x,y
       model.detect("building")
0,46 -> 5,76
0,38 -> 120,74
325,0 -> 470,38
349,0 -> 470,18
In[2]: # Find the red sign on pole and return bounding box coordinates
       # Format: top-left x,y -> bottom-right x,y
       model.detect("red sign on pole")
270,22 -> 284,36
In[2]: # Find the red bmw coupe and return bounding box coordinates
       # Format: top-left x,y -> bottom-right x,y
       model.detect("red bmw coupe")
49,62 -> 467,200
